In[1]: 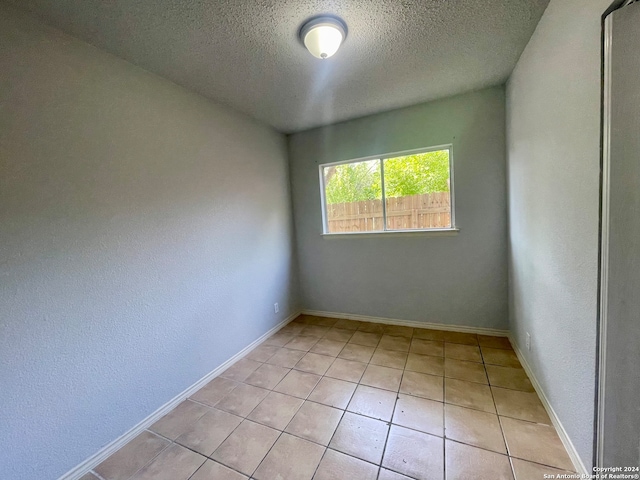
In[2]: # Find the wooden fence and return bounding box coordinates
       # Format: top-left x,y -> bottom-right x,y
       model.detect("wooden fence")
326,192 -> 451,233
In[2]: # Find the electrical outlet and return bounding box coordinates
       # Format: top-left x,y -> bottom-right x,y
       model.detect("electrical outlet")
526,332 -> 531,351
274,303 -> 279,314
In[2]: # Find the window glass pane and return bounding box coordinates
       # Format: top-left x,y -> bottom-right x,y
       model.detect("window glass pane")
383,150 -> 451,230
323,159 -> 383,233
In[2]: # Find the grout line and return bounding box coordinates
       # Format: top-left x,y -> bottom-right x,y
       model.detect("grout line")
186,462 -> 207,480
442,354 -> 447,480
444,437 -> 516,459
309,398 -> 350,479
443,427 -> 447,480
376,387 -> 399,479
488,368 -> 511,465
125,438 -> 201,480
508,456 -> 517,480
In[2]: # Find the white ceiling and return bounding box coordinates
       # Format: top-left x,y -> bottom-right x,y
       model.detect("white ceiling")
9,0 -> 549,132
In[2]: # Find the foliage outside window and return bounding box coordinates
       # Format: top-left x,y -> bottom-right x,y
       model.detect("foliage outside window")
320,147 -> 454,233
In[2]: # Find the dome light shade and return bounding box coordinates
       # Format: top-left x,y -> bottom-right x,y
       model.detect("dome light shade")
300,17 -> 347,59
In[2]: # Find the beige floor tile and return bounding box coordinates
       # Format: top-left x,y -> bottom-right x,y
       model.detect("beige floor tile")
282,322 -> 306,333
444,343 -> 482,363
99,320 -> 563,480
338,343 -> 375,363
281,318 -> 304,329
360,364 -> 403,391
130,444 -> 205,480
481,347 -> 521,368
325,358 -> 368,383
349,331 -> 382,347
175,408 -> 242,456
347,385 -> 397,421
486,365 -> 534,392
190,460 -> 248,480
357,322 -> 386,334
281,325 -> 306,337
444,404 -> 506,453
392,394 -> 443,437
220,358 -> 262,382
265,347 -> 306,368
95,431 -> 169,480
324,327 -> 355,342
244,363 -> 290,390
413,328 -> 447,341
478,335 -> 513,350
406,353 -> 445,376
273,369 -> 321,399
334,318 -> 361,330
443,331 -> 478,345
285,401 -> 343,445
444,358 -> 488,384
211,420 -> 280,476
378,335 -> 411,352
190,377 -> 239,407
296,316 -> 328,325
399,371 -> 444,402
284,335 -> 320,352
444,378 -> 495,413
312,316 -> 339,327
501,417 -> 574,471
300,324 -> 331,338
310,338 -> 346,357
149,400 -> 210,440
370,348 -> 408,369
410,338 -> 444,357
492,387 -> 550,424
382,425 -> 444,480
383,325 -> 414,338
378,469 -> 414,480
308,377 -> 357,409
215,383 -> 269,417
245,344 -> 280,363
247,391 -> 304,430
313,448 -> 378,480
378,468 -> 417,480
254,433 -> 325,480
294,352 -> 335,375
511,458 -> 576,480
263,331 -> 295,347
445,440 -> 513,480
329,412 -> 390,464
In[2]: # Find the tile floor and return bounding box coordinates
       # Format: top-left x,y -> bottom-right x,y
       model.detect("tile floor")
82,315 -> 577,480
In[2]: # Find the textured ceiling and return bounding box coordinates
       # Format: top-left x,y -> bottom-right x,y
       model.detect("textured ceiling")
8,0 -> 549,132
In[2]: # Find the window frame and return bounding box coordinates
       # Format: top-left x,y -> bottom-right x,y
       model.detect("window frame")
318,144 -> 457,235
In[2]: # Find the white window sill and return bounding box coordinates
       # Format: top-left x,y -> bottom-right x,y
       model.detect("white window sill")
321,228 -> 460,239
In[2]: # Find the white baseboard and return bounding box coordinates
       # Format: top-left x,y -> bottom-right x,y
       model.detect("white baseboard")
509,336 -> 588,475
302,309 -> 509,337
58,310 -> 301,480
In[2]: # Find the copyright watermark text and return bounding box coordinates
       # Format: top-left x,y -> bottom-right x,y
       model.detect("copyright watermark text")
543,467 -> 639,479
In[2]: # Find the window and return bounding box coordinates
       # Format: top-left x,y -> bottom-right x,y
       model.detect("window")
320,146 -> 454,234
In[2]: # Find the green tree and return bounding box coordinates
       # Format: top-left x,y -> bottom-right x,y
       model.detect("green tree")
324,151 -> 449,204
324,160 -> 381,204
383,150 -> 450,197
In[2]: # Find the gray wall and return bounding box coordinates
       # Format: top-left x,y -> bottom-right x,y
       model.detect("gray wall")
602,2 -> 640,467
0,5 -> 298,479
506,0 -> 612,468
288,87 -> 508,329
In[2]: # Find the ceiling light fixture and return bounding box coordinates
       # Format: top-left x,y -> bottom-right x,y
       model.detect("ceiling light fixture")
299,16 -> 347,59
